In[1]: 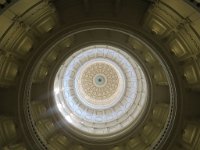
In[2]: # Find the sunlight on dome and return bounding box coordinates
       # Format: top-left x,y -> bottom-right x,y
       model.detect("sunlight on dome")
54,45 -> 148,138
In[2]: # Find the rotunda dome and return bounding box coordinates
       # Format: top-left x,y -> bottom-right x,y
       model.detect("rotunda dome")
54,45 -> 148,138
2,1 -> 199,149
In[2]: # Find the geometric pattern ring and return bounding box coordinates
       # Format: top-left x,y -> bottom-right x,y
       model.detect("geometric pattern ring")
54,45 -> 148,137
76,58 -> 125,108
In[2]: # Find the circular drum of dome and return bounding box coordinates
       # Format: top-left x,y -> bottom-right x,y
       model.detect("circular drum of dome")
54,45 -> 148,140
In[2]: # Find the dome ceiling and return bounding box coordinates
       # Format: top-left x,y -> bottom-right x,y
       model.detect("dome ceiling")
54,45 -> 148,138
0,0 -> 200,150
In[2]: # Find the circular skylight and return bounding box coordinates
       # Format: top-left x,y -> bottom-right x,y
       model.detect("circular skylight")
54,45 -> 148,139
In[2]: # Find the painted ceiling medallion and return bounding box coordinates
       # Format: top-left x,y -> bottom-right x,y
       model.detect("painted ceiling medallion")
76,59 -> 125,108
81,62 -> 119,100
54,45 -> 148,137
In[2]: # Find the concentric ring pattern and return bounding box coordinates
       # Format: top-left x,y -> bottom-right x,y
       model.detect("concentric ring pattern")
2,0 -> 200,149
54,45 -> 148,138
76,58 -> 125,109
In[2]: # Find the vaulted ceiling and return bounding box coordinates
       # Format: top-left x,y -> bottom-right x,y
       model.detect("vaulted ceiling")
0,0 -> 200,150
